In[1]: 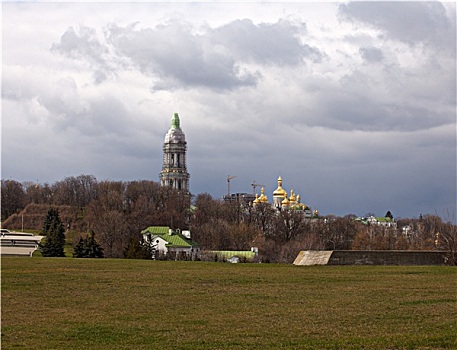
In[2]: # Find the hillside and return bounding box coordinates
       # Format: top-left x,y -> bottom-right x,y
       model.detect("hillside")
1,203 -> 83,232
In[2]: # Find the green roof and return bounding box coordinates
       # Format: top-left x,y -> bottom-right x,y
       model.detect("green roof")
141,226 -> 199,248
141,226 -> 169,235
376,217 -> 393,222
165,234 -> 199,248
208,250 -> 256,259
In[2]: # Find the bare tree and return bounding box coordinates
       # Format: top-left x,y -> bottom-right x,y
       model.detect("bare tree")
229,223 -> 260,250
250,202 -> 276,236
1,180 -> 26,221
83,181 -> 127,257
193,193 -> 222,227
267,210 -> 308,244
436,212 -> 457,265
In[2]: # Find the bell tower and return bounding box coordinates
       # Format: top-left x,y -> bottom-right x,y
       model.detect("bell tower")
160,113 -> 190,192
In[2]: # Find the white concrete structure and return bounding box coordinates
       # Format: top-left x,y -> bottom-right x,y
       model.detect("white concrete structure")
1,229 -> 43,256
293,250 -> 333,266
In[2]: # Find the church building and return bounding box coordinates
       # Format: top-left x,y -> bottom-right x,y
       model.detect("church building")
160,113 -> 189,192
253,176 -> 316,218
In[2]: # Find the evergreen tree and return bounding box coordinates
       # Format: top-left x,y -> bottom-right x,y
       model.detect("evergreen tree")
41,208 -> 66,257
42,207 -> 56,235
124,235 -> 153,259
73,232 -> 104,258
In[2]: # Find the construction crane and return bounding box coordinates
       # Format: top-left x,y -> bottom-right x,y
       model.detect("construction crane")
227,175 -> 237,197
251,181 -> 265,194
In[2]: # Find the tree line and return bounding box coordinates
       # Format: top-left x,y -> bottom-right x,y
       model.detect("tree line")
1,176 -> 456,264
192,194 -> 456,264
1,176 -> 190,258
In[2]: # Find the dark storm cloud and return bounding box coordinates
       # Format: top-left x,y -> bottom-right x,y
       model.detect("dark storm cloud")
313,94 -> 450,132
339,2 -> 456,51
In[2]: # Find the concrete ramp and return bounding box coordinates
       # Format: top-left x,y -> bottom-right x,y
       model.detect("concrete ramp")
293,250 -> 333,266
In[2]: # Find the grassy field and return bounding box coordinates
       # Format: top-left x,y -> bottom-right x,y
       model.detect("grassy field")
1,257 -> 456,350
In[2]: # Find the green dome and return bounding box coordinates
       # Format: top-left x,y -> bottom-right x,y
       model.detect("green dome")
164,113 -> 186,143
171,113 -> 180,129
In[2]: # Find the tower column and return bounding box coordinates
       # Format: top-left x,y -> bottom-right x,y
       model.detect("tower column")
160,113 -> 190,193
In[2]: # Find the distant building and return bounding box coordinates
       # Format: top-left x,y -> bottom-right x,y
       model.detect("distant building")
160,113 -> 189,192
356,214 -> 397,228
223,192 -> 257,206
141,226 -> 200,260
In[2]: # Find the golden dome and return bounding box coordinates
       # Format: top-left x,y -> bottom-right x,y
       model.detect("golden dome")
253,193 -> 260,205
273,176 -> 287,198
289,189 -> 296,202
297,194 -> 301,203
281,192 -> 290,206
259,187 -> 268,203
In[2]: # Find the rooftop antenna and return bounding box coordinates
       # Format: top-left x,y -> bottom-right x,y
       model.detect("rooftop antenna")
227,175 -> 237,197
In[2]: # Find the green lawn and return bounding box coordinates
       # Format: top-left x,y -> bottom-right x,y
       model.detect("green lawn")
1,257 -> 456,349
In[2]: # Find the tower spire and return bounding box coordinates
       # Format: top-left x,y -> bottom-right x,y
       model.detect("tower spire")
171,112 -> 180,129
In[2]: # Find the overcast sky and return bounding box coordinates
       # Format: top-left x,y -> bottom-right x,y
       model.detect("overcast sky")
2,1 -> 456,219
